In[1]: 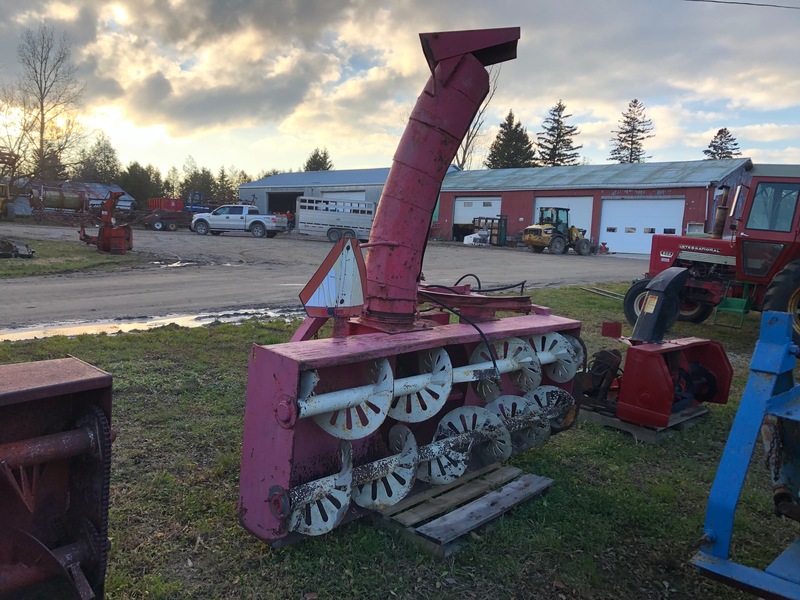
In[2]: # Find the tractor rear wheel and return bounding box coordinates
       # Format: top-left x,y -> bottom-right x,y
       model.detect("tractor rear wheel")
549,236 -> 566,255
623,278 -> 680,329
677,300 -> 714,324
763,260 -> 800,345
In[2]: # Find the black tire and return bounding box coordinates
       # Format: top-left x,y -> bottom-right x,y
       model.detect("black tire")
194,220 -> 209,235
549,236 -> 566,255
266,231 -> 277,238
152,221 -> 165,231
623,279 -> 651,326
677,301 -> 714,324
531,245 -> 545,254
576,238 -> 591,256
210,231 -> 222,236
327,228 -> 342,242
167,222 -> 178,232
251,222 -> 266,238
763,260 -> 800,345
343,229 -> 356,239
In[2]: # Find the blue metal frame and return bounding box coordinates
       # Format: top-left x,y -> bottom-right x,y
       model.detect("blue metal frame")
691,311 -> 800,600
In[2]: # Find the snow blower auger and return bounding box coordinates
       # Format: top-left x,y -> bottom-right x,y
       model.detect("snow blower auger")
238,27 -> 584,545
692,311 -> 800,600
0,357 -> 113,600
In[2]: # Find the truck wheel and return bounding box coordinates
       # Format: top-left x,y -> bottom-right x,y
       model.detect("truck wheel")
764,260 -> 800,344
343,229 -> 356,239
623,279 -> 651,325
576,238 -> 592,256
549,236 -> 566,255
153,221 -> 165,231
251,223 -> 266,238
210,231 -> 222,236
677,301 -> 713,324
266,231 -> 277,238
167,223 -> 178,232
194,221 -> 209,235
327,228 -> 342,242
531,246 -> 544,254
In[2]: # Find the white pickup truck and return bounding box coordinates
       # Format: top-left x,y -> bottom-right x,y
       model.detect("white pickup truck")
191,205 -> 288,238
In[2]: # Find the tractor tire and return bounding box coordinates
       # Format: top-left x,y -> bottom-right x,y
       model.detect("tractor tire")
531,245 -> 545,254
623,279 -> 651,326
763,260 -> 800,345
152,220 -> 165,231
677,300 -> 714,324
576,238 -> 592,256
167,222 -> 178,232
549,236 -> 566,255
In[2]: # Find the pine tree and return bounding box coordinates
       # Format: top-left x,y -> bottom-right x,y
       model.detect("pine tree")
537,100 -> 582,166
484,109 -> 536,169
703,128 -> 741,159
608,99 -> 654,164
303,147 -> 333,171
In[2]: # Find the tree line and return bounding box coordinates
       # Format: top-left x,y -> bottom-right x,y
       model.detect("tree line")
483,99 -> 742,169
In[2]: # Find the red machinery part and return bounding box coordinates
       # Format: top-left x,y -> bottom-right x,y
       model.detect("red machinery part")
0,357 -> 113,600
240,27 -> 587,546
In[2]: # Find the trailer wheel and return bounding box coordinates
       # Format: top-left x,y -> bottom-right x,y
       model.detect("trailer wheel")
251,223 -> 266,238
531,245 -> 544,254
549,236 -> 566,255
152,220 -> 165,231
343,229 -> 356,239
327,228 -> 342,242
677,300 -> 713,324
167,222 -> 178,232
764,260 -> 800,345
576,238 -> 592,256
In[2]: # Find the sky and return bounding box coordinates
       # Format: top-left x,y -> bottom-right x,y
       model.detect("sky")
1,0 -> 799,180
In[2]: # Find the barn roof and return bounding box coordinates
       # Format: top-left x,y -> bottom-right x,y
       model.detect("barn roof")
440,158 -> 754,192
241,168 -> 391,189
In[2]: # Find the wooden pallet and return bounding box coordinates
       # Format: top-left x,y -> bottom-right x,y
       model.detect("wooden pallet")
579,404 -> 709,444
370,463 -> 553,557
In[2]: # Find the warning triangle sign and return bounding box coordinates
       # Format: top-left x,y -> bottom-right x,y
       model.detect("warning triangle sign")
299,238 -> 367,318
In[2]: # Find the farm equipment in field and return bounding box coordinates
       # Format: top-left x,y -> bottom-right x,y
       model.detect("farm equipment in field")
238,27 -> 585,545
0,358 -> 113,600
576,267 -> 732,431
79,192 -> 133,255
623,172 -> 800,343
523,207 -> 592,256
691,311 -> 800,600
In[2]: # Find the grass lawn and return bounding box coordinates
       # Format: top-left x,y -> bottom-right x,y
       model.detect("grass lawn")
0,238 -> 153,277
0,284 -> 794,599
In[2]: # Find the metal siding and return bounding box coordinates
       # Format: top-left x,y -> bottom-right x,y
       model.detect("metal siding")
453,196 -> 502,223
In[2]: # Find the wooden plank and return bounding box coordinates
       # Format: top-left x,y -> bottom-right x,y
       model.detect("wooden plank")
668,405 -> 708,427
416,474 -> 554,545
579,405 -> 709,444
392,466 -> 522,527
380,463 -> 500,517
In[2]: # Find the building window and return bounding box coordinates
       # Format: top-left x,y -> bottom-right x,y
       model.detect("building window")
606,227 -> 617,233
663,228 -> 676,234
463,201 -> 473,207
482,201 -> 493,207
625,227 -> 636,233
644,227 -> 655,234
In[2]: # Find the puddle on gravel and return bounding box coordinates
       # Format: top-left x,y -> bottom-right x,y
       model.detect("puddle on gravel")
0,308 -> 304,341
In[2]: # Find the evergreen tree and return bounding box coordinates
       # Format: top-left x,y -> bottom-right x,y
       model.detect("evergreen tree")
73,133 -> 121,183
608,99 -> 654,164
118,161 -> 163,207
215,166 -> 236,203
537,100 -> 582,166
164,166 -> 181,197
484,109 -> 536,169
703,128 -> 741,159
303,147 -> 333,171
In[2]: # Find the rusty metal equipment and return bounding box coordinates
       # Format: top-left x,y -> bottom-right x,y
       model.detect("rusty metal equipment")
0,357 -> 113,599
239,28 -> 585,545
577,267 -> 732,429
692,311 -> 800,599
79,192 -> 133,255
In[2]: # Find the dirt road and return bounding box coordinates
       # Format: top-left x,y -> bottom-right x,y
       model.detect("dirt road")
0,223 -> 646,329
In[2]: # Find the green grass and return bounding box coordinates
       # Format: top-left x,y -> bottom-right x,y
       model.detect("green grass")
0,238 -> 153,277
0,289 -> 792,600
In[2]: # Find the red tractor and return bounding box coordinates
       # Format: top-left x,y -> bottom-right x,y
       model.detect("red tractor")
623,165 -> 800,343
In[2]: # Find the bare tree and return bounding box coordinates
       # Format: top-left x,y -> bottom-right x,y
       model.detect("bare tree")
454,66 -> 501,170
0,83 -> 34,184
17,21 -> 85,181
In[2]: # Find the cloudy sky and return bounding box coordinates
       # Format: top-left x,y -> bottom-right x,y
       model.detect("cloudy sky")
1,0 -> 799,178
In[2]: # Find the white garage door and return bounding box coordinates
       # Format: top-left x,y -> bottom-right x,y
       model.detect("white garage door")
454,197 -> 502,224
599,198 -> 685,253
534,196 -> 593,238
321,190 -> 366,201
